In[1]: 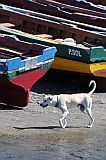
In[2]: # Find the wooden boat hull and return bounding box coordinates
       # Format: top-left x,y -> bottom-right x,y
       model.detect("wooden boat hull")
1,27 -> 106,63
52,57 -> 106,77
87,0 -> 106,5
0,4 -> 106,47
48,0 -> 106,12
0,66 -> 50,107
1,0 -> 105,17
0,0 -> 105,28
0,34 -> 56,107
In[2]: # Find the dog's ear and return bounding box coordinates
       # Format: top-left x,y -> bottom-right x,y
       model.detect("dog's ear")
43,94 -> 45,97
49,97 -> 53,101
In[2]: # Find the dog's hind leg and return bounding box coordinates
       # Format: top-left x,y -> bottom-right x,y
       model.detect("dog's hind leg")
86,108 -> 94,128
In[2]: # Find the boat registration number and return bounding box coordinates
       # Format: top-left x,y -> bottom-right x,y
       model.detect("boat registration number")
68,49 -> 82,57
25,59 -> 37,71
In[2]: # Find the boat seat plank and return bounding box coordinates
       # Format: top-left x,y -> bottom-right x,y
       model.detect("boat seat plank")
35,34 -> 53,39
0,47 -> 26,59
71,13 -> 106,28
0,23 -> 15,28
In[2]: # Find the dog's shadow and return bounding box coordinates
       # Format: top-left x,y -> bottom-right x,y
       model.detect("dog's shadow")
13,126 -> 60,130
13,125 -> 87,130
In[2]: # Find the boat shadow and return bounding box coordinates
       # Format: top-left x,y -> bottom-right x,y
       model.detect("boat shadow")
0,103 -> 23,110
31,73 -> 90,95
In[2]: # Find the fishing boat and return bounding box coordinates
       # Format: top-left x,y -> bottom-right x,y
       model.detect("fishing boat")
1,0 -> 105,17
47,0 -> 106,12
82,0 -> 106,5
0,34 -> 56,107
0,4 -> 106,90
0,0 -> 106,28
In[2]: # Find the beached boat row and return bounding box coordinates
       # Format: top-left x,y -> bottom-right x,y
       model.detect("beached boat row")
0,0 -> 106,28
0,0 -> 106,106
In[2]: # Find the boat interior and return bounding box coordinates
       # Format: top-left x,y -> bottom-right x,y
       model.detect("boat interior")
0,34 -> 48,59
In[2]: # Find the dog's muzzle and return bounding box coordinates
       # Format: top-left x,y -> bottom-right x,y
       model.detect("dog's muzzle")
40,103 -> 48,108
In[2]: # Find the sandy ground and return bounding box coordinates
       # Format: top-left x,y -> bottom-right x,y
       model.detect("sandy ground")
0,75 -> 106,160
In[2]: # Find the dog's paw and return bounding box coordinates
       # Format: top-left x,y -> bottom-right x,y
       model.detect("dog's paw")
61,125 -> 66,129
87,125 -> 92,128
87,119 -> 94,128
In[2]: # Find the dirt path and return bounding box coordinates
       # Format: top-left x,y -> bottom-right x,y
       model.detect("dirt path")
0,76 -> 106,160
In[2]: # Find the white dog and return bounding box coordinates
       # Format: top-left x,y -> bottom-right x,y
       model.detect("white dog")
40,80 -> 96,128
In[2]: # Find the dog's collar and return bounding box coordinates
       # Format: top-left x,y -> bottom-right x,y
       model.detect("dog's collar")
55,95 -> 59,107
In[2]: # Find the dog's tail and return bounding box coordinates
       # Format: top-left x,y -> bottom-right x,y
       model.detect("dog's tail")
88,80 -> 96,95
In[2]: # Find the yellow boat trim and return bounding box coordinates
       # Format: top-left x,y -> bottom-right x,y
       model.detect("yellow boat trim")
52,57 -> 106,74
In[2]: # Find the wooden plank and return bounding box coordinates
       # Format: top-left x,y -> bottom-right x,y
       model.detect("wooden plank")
0,23 -> 15,28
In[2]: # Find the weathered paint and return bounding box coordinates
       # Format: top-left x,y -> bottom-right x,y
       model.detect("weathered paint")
0,69 -> 47,107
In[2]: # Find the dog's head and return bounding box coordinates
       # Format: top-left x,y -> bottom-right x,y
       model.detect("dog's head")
40,95 -> 53,108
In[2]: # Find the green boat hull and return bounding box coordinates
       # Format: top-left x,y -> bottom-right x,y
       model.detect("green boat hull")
0,28 -> 106,64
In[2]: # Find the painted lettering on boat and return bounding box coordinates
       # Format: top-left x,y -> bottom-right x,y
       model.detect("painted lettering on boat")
68,49 -> 82,57
25,58 -> 37,71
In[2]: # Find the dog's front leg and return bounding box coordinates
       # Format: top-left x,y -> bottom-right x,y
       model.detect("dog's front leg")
59,110 -> 69,128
